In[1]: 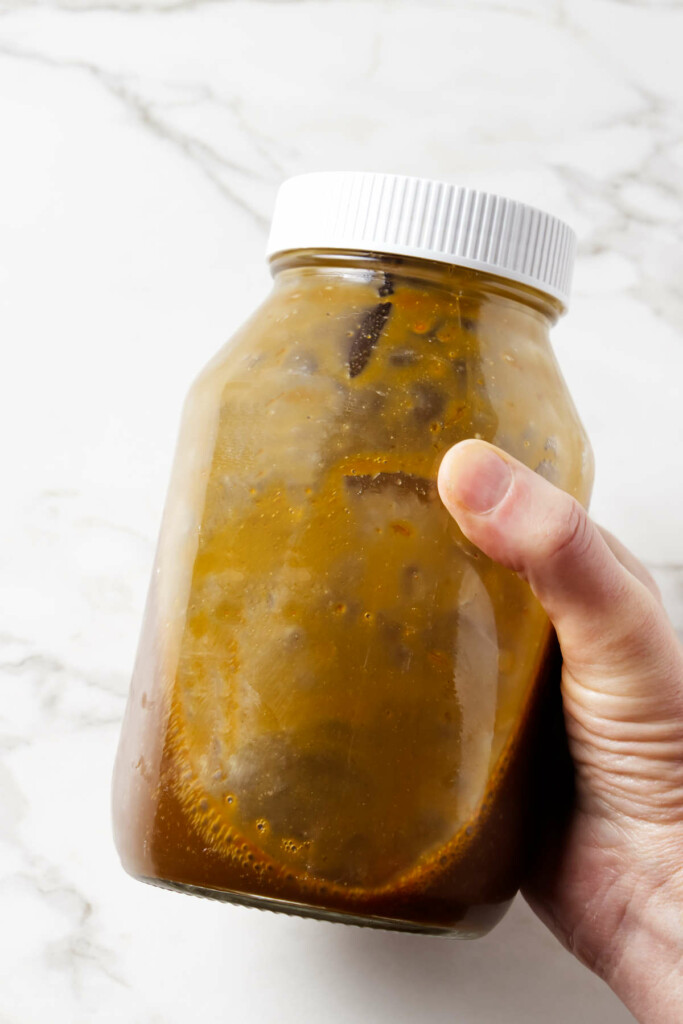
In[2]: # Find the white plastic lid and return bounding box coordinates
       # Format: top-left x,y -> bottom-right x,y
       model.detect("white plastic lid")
266,172 -> 577,308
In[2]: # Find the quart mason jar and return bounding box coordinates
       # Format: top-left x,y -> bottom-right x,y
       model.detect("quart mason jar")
113,172 -> 593,937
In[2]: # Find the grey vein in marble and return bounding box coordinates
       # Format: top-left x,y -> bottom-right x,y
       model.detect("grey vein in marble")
0,41 -> 274,225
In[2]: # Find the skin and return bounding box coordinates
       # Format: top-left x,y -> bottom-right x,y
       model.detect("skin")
438,439 -> 683,1024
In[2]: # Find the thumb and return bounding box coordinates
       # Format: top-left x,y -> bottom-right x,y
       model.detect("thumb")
437,440 -> 677,693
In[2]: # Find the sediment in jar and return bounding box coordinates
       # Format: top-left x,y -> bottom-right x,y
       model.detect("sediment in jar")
138,623 -> 557,933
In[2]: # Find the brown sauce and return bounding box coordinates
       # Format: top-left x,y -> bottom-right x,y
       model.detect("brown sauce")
113,257 -> 592,934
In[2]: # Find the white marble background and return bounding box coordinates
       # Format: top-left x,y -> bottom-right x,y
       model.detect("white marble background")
1,0 -> 682,1020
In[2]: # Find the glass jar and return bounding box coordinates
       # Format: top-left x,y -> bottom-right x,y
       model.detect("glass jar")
113,173 -> 593,936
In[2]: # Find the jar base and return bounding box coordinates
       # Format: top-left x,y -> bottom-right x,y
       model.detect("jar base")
137,874 -> 498,937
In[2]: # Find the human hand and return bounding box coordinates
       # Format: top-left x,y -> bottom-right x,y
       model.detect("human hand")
438,439 -> 683,1024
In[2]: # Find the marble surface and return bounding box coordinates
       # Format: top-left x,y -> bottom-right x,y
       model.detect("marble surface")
1,0 -> 682,1020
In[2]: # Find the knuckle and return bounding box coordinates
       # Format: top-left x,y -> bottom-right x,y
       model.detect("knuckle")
544,499 -> 593,564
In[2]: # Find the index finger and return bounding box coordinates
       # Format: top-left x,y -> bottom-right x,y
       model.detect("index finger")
597,526 -> 662,604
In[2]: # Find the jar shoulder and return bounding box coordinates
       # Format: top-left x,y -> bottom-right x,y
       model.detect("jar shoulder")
182,276 -> 594,506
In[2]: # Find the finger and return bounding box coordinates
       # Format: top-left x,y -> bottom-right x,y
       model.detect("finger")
597,525 -> 662,603
437,439 -> 675,686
